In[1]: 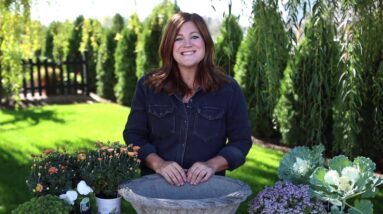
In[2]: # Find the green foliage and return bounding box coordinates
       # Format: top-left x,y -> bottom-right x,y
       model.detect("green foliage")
78,141 -> 140,198
79,19 -> 103,92
42,22 -> 57,59
0,0 -> 31,106
96,29 -> 117,100
310,155 -> 383,213
234,0 -> 288,138
274,0 -> 339,148
332,0 -> 383,170
111,13 -> 125,35
114,14 -> 140,106
52,21 -> 74,61
135,0 -> 179,78
11,195 -> 72,214
215,11 -> 243,76
278,144 -> 324,184
95,13 -> 125,101
26,149 -> 77,196
68,15 -> 85,61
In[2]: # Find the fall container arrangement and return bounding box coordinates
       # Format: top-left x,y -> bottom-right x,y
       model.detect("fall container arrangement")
78,141 -> 140,214
249,144 -> 383,214
18,141 -> 140,214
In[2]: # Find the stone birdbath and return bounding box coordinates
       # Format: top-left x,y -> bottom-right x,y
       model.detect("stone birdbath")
118,174 -> 252,214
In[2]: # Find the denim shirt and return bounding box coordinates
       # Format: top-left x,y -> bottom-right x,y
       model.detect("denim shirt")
123,75 -> 252,175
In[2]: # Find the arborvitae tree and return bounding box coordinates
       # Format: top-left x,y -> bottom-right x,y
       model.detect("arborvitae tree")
333,1 -> 383,169
111,13 -> 124,35
135,0 -> 179,78
52,21 -> 73,61
215,5 -> 243,76
0,0 -> 31,106
274,0 -> 339,149
42,22 -> 61,60
96,29 -> 116,100
68,15 -> 84,61
114,13 -> 141,106
95,13 -> 125,100
234,0 -> 288,138
80,19 -> 103,92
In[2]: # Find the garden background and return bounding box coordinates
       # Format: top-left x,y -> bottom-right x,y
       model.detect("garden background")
1,0 -> 382,213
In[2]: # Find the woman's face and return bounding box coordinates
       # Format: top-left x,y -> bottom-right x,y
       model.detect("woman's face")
172,21 -> 205,72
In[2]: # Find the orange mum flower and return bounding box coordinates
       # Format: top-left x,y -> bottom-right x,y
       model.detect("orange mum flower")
48,166 -> 58,175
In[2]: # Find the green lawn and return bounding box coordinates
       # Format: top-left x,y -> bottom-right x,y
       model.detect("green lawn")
1,103 -> 382,213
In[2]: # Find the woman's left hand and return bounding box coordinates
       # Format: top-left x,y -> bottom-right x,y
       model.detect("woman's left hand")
186,162 -> 215,185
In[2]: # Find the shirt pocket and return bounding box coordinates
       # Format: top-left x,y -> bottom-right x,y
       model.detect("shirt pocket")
193,106 -> 225,141
148,105 -> 176,138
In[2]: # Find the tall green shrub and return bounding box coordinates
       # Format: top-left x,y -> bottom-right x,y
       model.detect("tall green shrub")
52,21 -> 73,61
0,0 -> 31,106
68,15 -> 84,61
96,30 -> 116,100
111,13 -> 125,35
42,22 -> 57,60
333,1 -> 383,168
95,14 -> 125,100
135,0 -> 179,78
114,14 -> 140,106
215,5 -> 243,76
80,19 -> 103,92
274,0 -> 339,149
234,0 -> 288,138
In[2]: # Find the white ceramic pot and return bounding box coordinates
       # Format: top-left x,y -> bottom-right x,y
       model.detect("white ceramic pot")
95,196 -> 121,214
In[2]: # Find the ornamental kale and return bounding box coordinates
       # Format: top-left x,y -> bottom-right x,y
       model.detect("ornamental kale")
278,144 -> 325,184
248,181 -> 326,214
310,155 -> 383,214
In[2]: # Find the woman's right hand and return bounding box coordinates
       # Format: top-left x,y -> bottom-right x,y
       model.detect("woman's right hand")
145,153 -> 187,186
155,161 -> 187,186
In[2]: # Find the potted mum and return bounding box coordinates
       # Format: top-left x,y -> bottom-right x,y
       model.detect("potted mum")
78,141 -> 140,214
26,148 -> 77,196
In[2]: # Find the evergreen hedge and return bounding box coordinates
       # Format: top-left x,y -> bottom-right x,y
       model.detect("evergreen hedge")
274,1 -> 339,149
114,14 -> 140,106
95,14 -> 125,101
215,9 -> 243,76
135,0 -> 179,78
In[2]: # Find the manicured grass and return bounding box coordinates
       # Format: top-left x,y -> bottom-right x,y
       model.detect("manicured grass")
0,103 -> 130,213
1,103 -> 382,214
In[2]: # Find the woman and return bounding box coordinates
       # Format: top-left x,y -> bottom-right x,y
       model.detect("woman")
123,12 -> 251,186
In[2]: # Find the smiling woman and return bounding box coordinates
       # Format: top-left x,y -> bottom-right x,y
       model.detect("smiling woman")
123,12 -> 252,188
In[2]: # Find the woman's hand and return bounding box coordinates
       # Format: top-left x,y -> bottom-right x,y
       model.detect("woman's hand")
187,162 -> 215,185
155,161 -> 187,186
187,156 -> 229,185
145,153 -> 187,186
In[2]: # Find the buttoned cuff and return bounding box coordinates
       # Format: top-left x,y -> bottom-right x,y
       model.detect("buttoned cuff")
218,146 -> 246,170
137,143 -> 157,161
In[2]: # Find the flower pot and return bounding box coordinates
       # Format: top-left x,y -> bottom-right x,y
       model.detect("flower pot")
119,174 -> 252,214
95,196 -> 121,214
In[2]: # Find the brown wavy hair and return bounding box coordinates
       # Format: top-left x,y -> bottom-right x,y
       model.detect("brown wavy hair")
145,12 -> 229,96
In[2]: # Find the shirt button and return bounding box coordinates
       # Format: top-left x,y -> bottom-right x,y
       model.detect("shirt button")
184,120 -> 187,123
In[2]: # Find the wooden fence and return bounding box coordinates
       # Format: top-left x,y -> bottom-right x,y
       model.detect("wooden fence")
21,52 -> 89,98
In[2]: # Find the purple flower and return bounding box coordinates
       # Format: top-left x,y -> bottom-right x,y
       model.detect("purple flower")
248,181 -> 326,214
